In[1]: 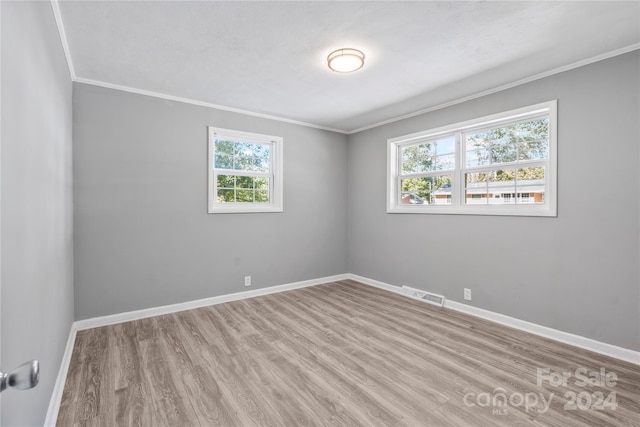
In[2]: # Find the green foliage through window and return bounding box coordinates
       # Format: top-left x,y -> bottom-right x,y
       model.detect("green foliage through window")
214,140 -> 270,172
214,139 -> 272,204
391,103 -> 554,213
465,118 -> 548,167
216,174 -> 270,204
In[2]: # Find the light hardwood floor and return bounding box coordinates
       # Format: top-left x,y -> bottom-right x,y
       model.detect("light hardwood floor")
56,280 -> 640,426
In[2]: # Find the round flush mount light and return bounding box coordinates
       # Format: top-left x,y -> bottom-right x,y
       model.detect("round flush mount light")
327,48 -> 365,73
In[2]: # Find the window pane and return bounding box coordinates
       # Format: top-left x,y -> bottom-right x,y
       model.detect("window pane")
517,187 -> 544,204
214,140 -> 234,155
255,190 -> 270,203
516,167 -> 545,204
487,125 -> 517,164
466,132 -> 490,151
402,175 -> 452,205
401,178 -> 417,192
415,177 -> 433,199
401,146 -> 418,174
217,189 -> 234,203
467,119 -> 550,167
418,143 -> 435,156
417,175 -> 453,205
253,157 -> 269,172
516,118 -> 548,143
517,166 -> 545,182
234,142 -> 255,156
401,193 -> 423,205
236,176 -> 254,189
215,141 -> 272,173
417,156 -> 435,173
490,143 -> 517,164
488,169 -> 516,204
217,174 -> 235,188
234,156 -> 254,171
466,171 -> 487,183
493,169 -> 515,181
236,190 -> 254,203
254,177 -> 269,190
491,125 -> 517,146
465,172 -> 488,204
215,154 -> 233,169
410,139 -> 456,173
518,139 -> 548,160
253,143 -> 270,159
436,137 -> 455,155
435,154 -> 455,171
466,149 -> 490,167
402,145 -> 418,161
216,173 -> 271,203
466,168 -> 545,205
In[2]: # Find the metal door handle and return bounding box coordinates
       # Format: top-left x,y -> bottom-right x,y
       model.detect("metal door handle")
0,360 -> 39,392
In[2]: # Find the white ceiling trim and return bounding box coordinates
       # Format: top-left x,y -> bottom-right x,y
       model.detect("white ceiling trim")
49,0 -> 639,136
50,0 -> 75,79
349,43 -> 640,134
73,77 -> 349,134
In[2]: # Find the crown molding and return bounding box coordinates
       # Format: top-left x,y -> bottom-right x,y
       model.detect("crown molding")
73,77 -> 349,134
50,0 -> 75,79
347,43 -> 640,134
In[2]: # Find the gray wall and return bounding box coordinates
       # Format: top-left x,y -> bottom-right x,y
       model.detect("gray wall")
1,2 -> 74,426
73,84 -> 348,320
347,51 -> 640,351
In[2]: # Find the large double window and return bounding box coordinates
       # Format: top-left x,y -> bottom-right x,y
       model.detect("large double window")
387,101 -> 557,216
208,127 -> 283,213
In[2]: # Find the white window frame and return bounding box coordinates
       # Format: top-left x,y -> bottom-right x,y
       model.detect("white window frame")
387,100 -> 557,217
208,127 -> 283,213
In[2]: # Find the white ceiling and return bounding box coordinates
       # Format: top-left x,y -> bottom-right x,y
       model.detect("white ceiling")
56,1 -> 640,133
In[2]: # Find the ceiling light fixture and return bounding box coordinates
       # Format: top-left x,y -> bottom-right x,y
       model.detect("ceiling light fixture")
327,48 -> 365,73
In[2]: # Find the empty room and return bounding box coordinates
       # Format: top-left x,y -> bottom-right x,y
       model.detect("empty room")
1,1 -> 639,426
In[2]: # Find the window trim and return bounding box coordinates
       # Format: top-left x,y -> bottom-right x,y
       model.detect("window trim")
387,100 -> 557,217
208,127 -> 283,214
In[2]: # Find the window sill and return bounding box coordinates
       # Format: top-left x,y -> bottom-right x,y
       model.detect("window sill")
208,205 -> 283,214
387,205 -> 556,217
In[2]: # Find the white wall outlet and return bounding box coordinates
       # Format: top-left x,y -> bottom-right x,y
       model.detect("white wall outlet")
244,276 -> 251,287
464,288 -> 472,301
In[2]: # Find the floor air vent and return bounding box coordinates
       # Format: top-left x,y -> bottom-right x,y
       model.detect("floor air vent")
401,286 -> 445,307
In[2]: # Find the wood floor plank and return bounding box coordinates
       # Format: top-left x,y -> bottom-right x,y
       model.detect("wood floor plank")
113,322 -> 143,390
115,381 -> 156,427
57,280 -> 640,427
161,312 -> 242,426
138,317 -> 197,427
57,326 -> 116,427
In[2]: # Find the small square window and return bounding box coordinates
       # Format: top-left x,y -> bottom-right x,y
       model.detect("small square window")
208,127 -> 283,213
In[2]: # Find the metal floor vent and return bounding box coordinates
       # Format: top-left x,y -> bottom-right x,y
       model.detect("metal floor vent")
400,286 -> 445,307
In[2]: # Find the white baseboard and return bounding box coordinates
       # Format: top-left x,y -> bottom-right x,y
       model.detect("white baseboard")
348,274 -> 406,296
347,273 -> 640,365
44,324 -> 77,427
74,274 -> 349,331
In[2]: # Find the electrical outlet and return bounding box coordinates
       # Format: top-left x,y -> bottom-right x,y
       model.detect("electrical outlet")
244,276 -> 251,287
464,288 -> 472,301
